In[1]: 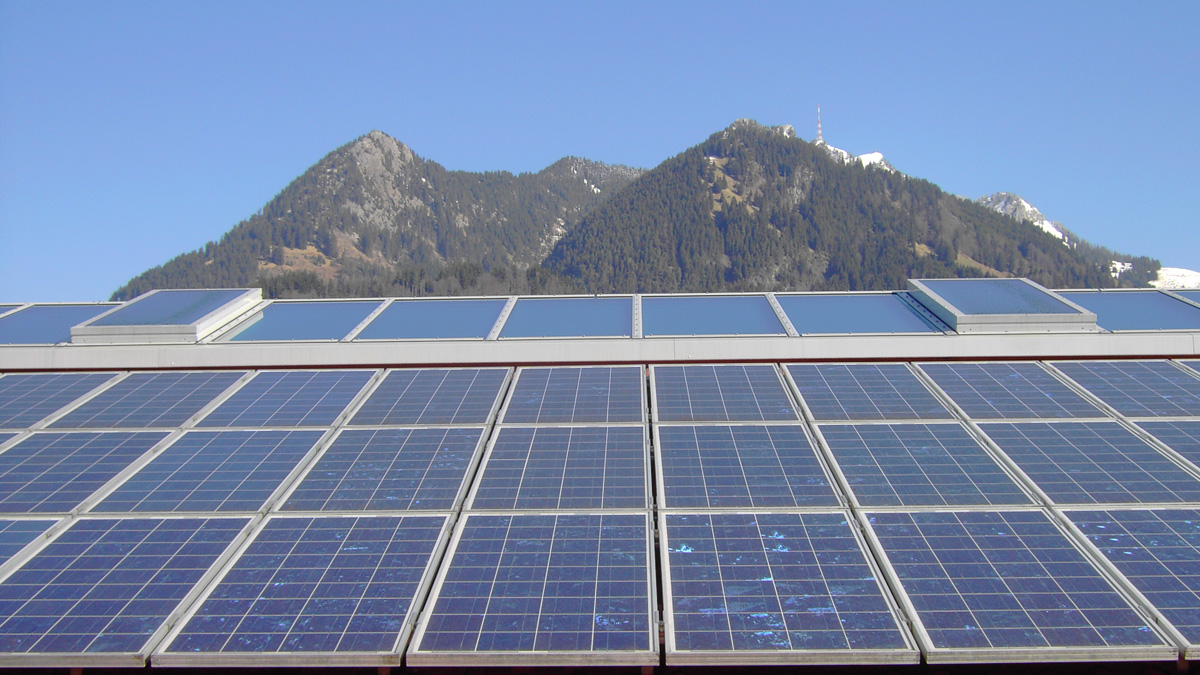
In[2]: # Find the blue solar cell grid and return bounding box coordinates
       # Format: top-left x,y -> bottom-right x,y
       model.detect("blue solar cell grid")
0,520 -> 55,563
499,297 -> 633,338
51,371 -> 245,429
920,362 -> 1104,419
1058,291 -> 1200,331
283,428 -> 485,512
867,510 -> 1168,655
787,363 -> 950,421
164,514 -> 447,657
227,301 -> 381,342
656,425 -> 839,509
470,426 -> 647,510
355,298 -> 507,340
775,293 -> 943,334
0,516 -> 247,656
91,430 -> 323,513
350,368 -> 508,426
663,512 -> 911,661
0,304 -> 117,345
1138,421 -> 1200,470
654,365 -> 798,422
1053,360 -> 1200,417
91,289 -> 247,327
198,370 -> 372,428
0,372 -> 116,429
980,422 -> 1200,505
1069,508 -> 1200,646
0,432 -> 168,513
819,424 -> 1032,507
412,513 -> 654,661
502,366 -> 644,424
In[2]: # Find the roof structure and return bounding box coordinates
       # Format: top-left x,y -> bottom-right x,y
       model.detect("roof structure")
0,280 -> 1199,671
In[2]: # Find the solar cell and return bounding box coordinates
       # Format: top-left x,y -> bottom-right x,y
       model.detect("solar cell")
502,366 -> 644,424
0,516 -> 247,657
350,368 -> 507,426
663,512 -> 912,662
654,365 -> 797,422
920,362 -> 1103,419
91,430 -> 323,513
354,298 -> 507,340
1053,360 -> 1200,417
1139,421 -> 1200,469
787,363 -> 950,421
282,428 -> 484,512
470,427 -> 647,510
0,432 -> 168,513
0,304 -> 116,345
50,371 -> 245,429
197,370 -> 371,428
867,510 -> 1169,658
0,372 -> 116,429
980,422 -> 1200,505
820,424 -> 1032,507
1184,360 -> 1200,376
0,520 -> 55,562
410,513 -> 654,663
0,434 -> 13,448
162,515 -> 447,660
656,425 -> 838,508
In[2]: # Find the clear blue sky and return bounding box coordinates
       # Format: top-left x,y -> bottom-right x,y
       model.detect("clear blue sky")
2,1 -> 1197,301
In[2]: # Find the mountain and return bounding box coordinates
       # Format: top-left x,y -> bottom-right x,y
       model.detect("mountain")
114,120 -> 1162,299
977,192 -> 1067,243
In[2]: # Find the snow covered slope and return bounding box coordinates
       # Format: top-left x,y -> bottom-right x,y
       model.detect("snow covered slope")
1151,267 -> 1200,290
977,192 -> 1067,242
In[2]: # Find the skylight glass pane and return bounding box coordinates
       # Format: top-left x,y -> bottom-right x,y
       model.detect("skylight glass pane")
92,289 -> 247,327
228,301 -> 380,341
500,297 -> 632,338
355,299 -> 506,340
1176,290 -> 1200,302
776,294 -> 941,334
1058,291 -> 1200,331
0,304 -> 115,344
920,278 -> 1080,315
642,296 -> 784,336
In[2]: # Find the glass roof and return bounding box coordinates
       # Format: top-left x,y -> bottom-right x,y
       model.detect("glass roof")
642,295 -> 784,336
90,289 -> 248,327
355,298 -> 505,339
1058,290 -> 1200,330
776,293 -> 942,334
1176,289 -> 1200,302
227,301 -> 381,341
500,296 -> 632,338
919,278 -> 1081,315
0,304 -> 115,344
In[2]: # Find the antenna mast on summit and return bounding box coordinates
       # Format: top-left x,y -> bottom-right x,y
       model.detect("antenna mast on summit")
817,105 -> 823,144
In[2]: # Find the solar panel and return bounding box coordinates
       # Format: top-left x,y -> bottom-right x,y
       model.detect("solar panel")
90,430 -> 323,513
0,520 -> 55,562
499,297 -> 632,338
1053,360 -> 1200,417
819,423 -> 1032,507
1058,290 -> 1200,331
50,371 -> 245,429
0,516 -> 247,659
282,428 -> 485,512
662,512 -> 914,663
1069,508 -> 1200,648
641,296 -> 785,336
1138,421 -> 1200,469
159,514 -> 448,662
866,510 -> 1171,660
469,427 -> 647,510
980,422 -> 1200,505
0,304 -> 115,345
921,362 -> 1103,419
227,301 -> 381,341
354,298 -> 507,340
502,366 -> 644,424
409,512 -> 654,664
775,293 -> 943,334
656,425 -> 838,508
1185,360 -> 1200,376
653,365 -> 798,423
0,432 -> 168,513
197,370 -> 371,428
0,372 -> 116,429
787,363 -> 950,421
350,368 -> 508,426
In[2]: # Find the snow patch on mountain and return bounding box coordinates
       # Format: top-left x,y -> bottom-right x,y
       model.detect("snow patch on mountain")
977,192 -> 1068,243
816,141 -> 895,172
1150,267 -> 1200,290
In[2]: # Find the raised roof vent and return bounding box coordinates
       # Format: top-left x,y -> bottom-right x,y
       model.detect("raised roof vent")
71,288 -> 261,344
907,278 -> 1098,334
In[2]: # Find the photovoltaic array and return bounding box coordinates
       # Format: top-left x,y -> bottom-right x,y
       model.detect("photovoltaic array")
920,362 -> 1103,419
787,363 -> 950,421
502,366 -> 644,424
0,372 -> 116,429
653,364 -> 797,422
1053,360 -> 1200,417
52,371 -> 245,429
350,368 -> 507,426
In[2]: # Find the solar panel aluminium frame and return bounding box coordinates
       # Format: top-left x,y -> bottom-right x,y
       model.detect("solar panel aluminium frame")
658,508 -> 919,665
71,289 -> 262,344
855,507 -> 1178,664
466,423 -> 652,512
151,512 -> 455,667
807,420 -> 1039,511
0,513 -> 258,668
406,510 -> 659,666
270,425 -> 490,514
498,365 -> 647,426
1057,506 -> 1200,658
344,366 -> 512,428
652,421 -> 845,511
648,363 -> 797,425
782,361 -> 956,424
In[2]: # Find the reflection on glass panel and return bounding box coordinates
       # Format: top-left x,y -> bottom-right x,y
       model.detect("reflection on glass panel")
0,304 -> 114,344
356,298 -> 506,339
228,301 -> 380,341
921,278 -> 1079,315
500,297 -> 632,338
642,296 -> 783,336
92,289 -> 247,326
1059,291 -> 1200,331
776,294 -> 940,334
